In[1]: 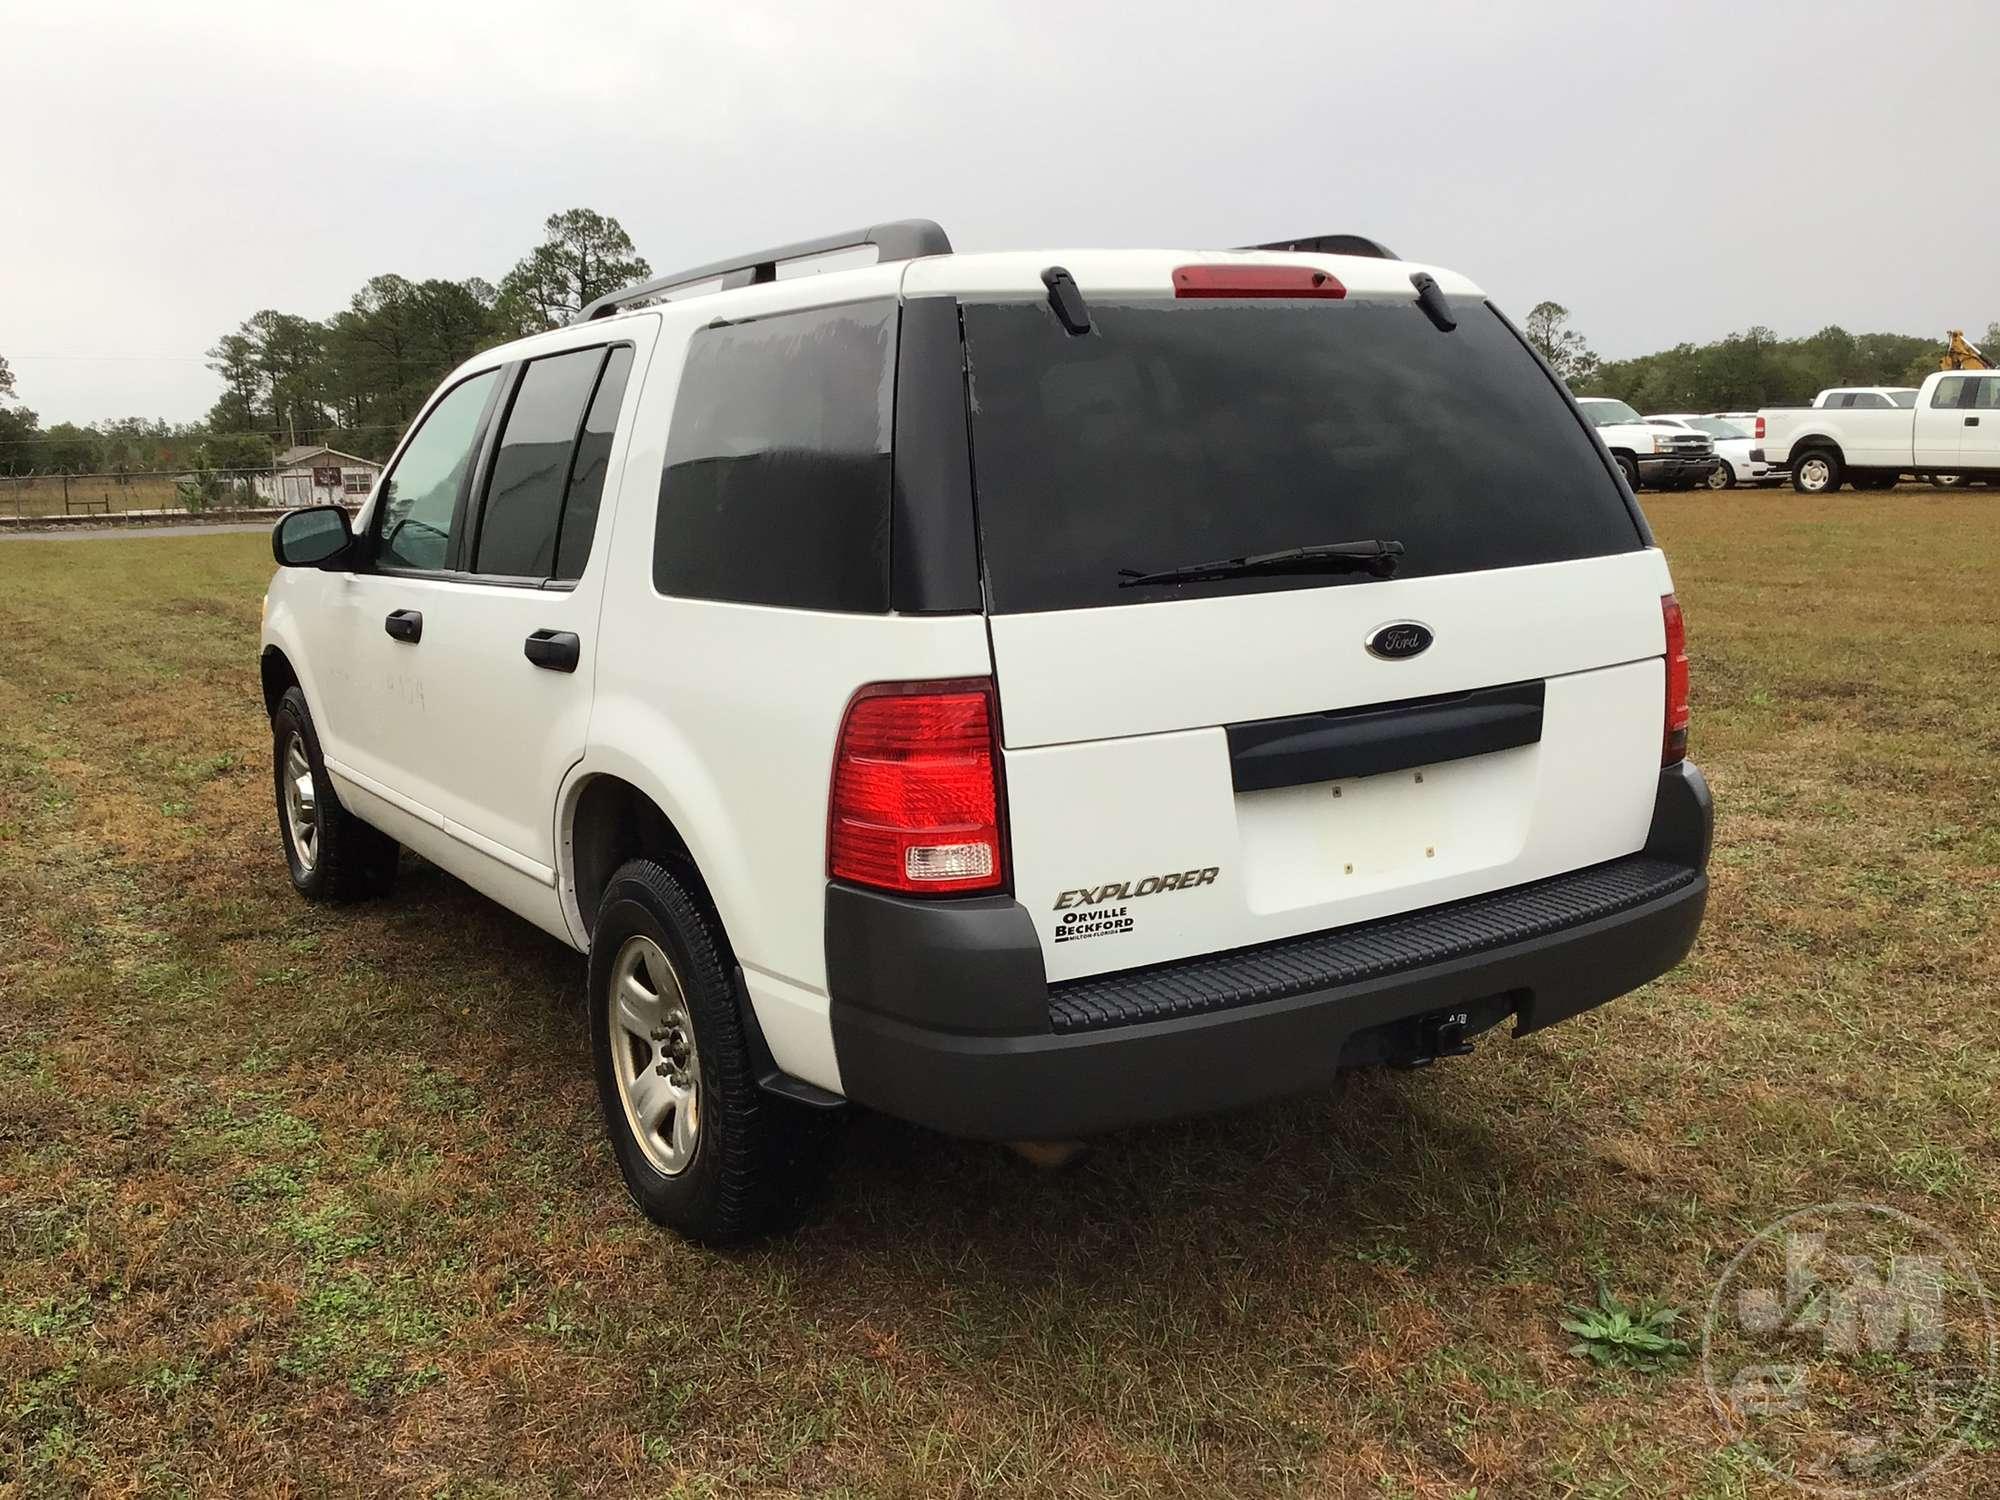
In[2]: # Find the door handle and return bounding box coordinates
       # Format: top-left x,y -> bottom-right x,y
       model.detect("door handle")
524,629 -> 581,673
384,609 -> 423,643
1967,416 -> 1981,427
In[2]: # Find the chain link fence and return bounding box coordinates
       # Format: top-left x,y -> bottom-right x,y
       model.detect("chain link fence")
0,465 -> 375,520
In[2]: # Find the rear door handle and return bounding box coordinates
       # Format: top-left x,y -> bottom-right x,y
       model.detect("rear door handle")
384,609 -> 423,643
524,629 -> 580,673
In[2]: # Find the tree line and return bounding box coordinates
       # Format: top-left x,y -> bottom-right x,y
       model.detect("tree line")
1523,301 -> 1997,412
4,258 -> 1993,478
0,210 -> 648,477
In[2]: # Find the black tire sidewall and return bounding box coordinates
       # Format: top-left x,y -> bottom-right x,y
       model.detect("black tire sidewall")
588,862 -> 756,1240
271,688 -> 330,897
1615,455 -> 1639,491
1792,450 -> 1842,494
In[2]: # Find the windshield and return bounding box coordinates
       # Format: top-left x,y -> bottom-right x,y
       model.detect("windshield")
1891,390 -> 1918,408
960,299 -> 1644,613
1578,398 -> 1642,427
1687,417 -> 1747,439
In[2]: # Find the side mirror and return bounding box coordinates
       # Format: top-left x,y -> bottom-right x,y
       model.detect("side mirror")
272,505 -> 355,568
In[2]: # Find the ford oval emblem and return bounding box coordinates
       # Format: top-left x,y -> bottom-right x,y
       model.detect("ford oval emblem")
1366,621 -> 1433,660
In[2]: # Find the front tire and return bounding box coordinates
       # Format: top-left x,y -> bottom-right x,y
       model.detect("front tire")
1706,460 -> 1733,491
588,858 -> 831,1243
1792,449 -> 1843,494
1614,454 -> 1640,492
271,686 -> 398,901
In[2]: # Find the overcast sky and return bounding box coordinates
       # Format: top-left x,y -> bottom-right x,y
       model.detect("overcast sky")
5,0 -> 1995,428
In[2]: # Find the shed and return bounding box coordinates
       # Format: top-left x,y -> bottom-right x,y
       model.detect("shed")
254,445 -> 382,508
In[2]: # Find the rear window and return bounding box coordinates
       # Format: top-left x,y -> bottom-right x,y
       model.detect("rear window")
655,301 -> 895,612
962,299 -> 1644,614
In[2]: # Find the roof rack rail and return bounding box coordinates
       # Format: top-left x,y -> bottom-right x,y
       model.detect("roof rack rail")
1241,233 -> 1399,261
572,219 -> 953,324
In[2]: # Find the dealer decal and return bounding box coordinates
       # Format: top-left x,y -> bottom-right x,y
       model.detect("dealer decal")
1051,866 -> 1220,944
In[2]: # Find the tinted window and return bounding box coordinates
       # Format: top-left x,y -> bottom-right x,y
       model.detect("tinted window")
1850,392 -> 1889,409
1971,378 -> 2000,411
1932,377 -> 1969,409
375,369 -> 499,571
555,346 -> 634,581
655,301 -> 895,611
962,299 -> 1643,614
474,348 -> 605,578
1890,390 -> 1918,408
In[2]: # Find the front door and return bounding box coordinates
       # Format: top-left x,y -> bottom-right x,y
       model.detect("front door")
314,332 -> 646,890
1961,375 -> 2000,474
388,339 -> 642,877
1914,376 -> 1970,472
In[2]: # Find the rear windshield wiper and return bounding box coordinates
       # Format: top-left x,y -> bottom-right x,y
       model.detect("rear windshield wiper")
1118,538 -> 1405,588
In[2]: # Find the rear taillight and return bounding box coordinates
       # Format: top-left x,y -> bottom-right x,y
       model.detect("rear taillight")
829,680 -> 1006,895
1173,265 -> 1346,299
1754,416 -> 1766,439
1662,593 -> 1690,765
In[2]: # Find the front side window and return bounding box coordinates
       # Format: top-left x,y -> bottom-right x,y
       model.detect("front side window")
1932,377 -> 1970,410
374,369 -> 500,571
655,300 -> 896,612
473,348 -> 607,578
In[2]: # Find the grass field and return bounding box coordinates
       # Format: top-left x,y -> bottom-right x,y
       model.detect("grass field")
1,493 -> 1997,1497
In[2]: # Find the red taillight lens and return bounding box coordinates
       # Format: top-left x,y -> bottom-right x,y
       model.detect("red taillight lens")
1662,593 -> 1690,765
1754,416 -> 1766,439
829,680 -> 1005,895
1173,265 -> 1346,299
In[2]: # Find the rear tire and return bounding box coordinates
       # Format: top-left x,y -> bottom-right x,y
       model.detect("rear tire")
588,858 -> 832,1243
1932,473 -> 1965,488
1614,454 -> 1640,491
271,686 -> 398,901
1792,449 -> 1842,494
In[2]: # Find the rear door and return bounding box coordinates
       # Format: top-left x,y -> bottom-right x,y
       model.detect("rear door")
957,285 -> 1674,981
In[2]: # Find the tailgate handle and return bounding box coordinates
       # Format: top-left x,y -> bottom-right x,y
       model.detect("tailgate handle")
1226,681 -> 1546,794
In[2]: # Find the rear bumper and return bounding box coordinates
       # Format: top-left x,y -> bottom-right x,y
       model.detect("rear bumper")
826,763 -> 1714,1139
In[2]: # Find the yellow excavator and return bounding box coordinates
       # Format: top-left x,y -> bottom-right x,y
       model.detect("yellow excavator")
1940,329 -> 1992,370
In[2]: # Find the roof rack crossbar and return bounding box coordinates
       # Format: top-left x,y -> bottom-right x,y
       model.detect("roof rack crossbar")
1240,234 -> 1398,261
572,218 -> 953,324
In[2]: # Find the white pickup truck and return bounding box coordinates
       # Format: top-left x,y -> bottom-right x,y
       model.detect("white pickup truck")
1759,371 -> 2000,492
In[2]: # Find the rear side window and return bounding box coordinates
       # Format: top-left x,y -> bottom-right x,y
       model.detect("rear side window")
474,348 -> 606,577
655,301 -> 896,612
1971,378 -> 2000,411
555,346 -> 634,581
962,299 -> 1645,614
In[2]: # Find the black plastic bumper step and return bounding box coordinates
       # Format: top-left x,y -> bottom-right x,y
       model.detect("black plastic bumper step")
1047,855 -> 1697,1034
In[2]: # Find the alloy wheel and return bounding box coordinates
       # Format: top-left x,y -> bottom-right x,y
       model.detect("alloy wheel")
608,934 -> 701,1176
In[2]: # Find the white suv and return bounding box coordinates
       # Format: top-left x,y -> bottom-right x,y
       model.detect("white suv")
261,221 -> 1713,1242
